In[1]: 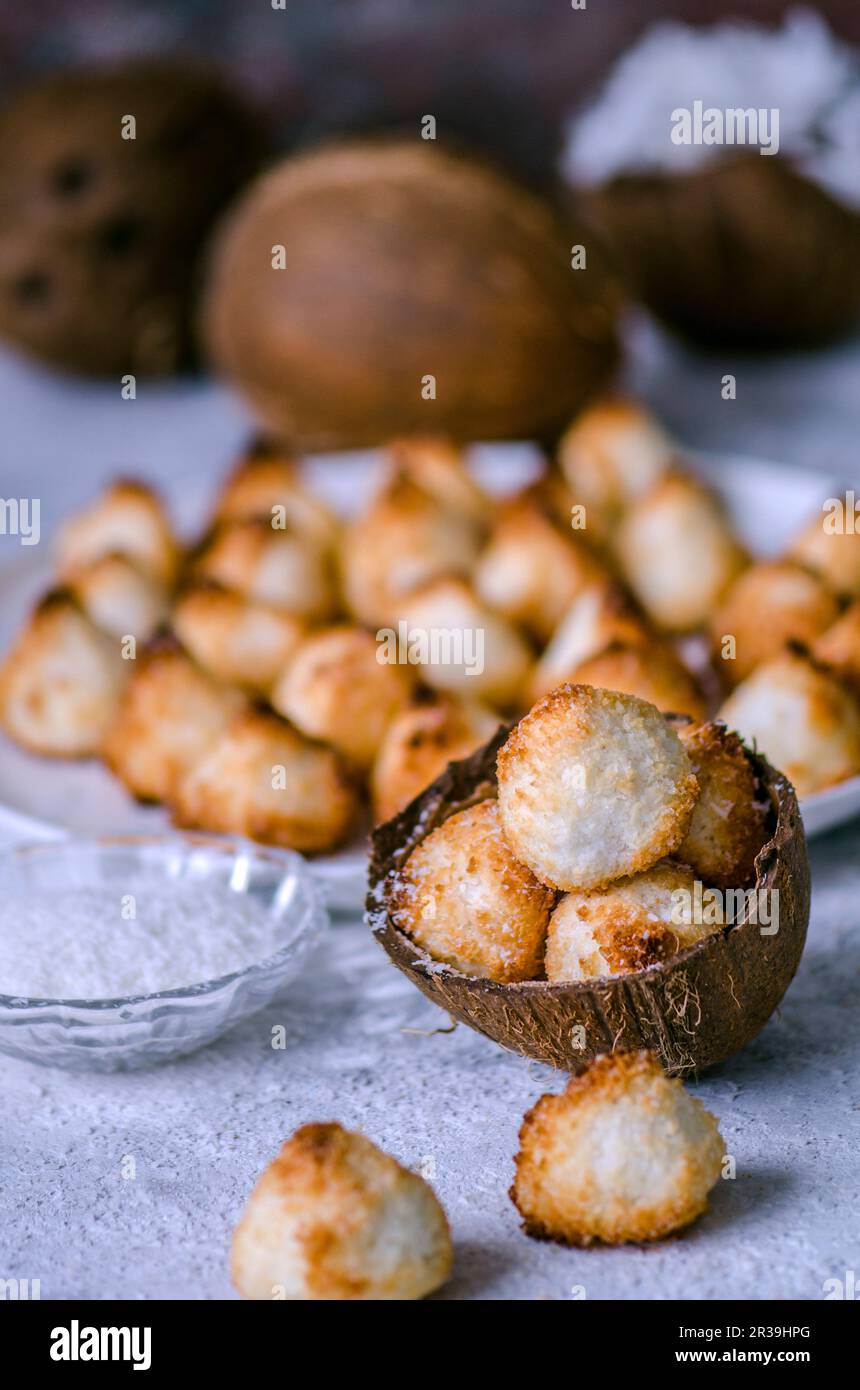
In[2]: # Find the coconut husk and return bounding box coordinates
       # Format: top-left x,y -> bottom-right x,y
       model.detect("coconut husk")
580,153 -> 860,350
368,725 -> 810,1077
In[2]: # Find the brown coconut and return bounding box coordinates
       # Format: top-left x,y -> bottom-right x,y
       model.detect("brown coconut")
368,725 -> 809,1077
202,140 -> 619,449
581,153 -> 860,350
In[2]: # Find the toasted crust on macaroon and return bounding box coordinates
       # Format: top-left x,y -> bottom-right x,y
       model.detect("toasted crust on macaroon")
0,591 -> 127,757
390,799 -> 555,982
510,1051 -> 724,1246
172,583 -> 305,695
371,696 -> 498,824
56,479 -> 179,588
676,722 -> 769,889
544,860 -> 721,984
571,640 -> 707,720
193,519 -> 336,620
711,560 -> 839,685
231,1123 -> 452,1301
172,709 -> 358,853
388,436 -> 488,527
496,685 -> 699,891
214,446 -> 340,550
102,643 -> 244,802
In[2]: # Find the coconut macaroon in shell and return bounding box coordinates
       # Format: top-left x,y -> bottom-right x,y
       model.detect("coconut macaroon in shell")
510,1052 -> 724,1246
56,480 -> 179,588
102,642 -> 244,802
395,578 -> 531,708
557,397 -> 674,541
711,559 -> 840,685
390,799 -> 554,983
544,860 -> 721,985
529,581 -> 650,702
616,473 -> 748,632
232,1123 -> 452,1301
0,591 -> 128,757
270,624 -> 413,771
677,721 -> 770,890
172,584 -> 305,696
570,640 -> 707,721
719,646 -> 860,798
787,497 -> 860,597
192,519 -> 336,621
496,685 -> 698,891
370,696 -> 498,824
172,709 -> 358,853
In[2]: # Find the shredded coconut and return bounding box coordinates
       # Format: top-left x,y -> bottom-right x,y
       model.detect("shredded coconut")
562,9 -> 860,208
0,880 -> 287,999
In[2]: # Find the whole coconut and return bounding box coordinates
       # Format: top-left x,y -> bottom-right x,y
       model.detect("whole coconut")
0,61 -> 264,376
202,141 -> 618,449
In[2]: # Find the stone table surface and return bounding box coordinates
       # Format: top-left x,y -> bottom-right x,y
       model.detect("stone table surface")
1,317 -> 859,1301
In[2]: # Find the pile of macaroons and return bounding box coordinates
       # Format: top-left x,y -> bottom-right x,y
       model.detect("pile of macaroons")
1,397 -> 858,855
391,684 -> 770,984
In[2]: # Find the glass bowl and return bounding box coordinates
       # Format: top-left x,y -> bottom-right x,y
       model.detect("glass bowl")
0,833 -> 328,1071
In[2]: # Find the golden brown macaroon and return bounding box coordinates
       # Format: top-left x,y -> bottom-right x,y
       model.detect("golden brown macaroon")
497,685 -> 698,891
711,559 -> 840,685
340,478 -> 482,629
213,444 -> 340,551
544,860 -> 722,984
67,552 -> 169,644
387,435 -> 488,527
676,721 -> 769,890
557,397 -> 674,541
813,599 -> 860,691
231,1123 -> 452,1301
616,473 -> 748,632
371,696 -> 498,824
172,709 -> 358,853
56,479 -> 179,588
787,496 -> 860,597
0,591 -> 127,757
511,1051 -> 724,1246
393,577 -> 532,708
192,518 -> 336,620
102,643 -> 244,802
719,647 -> 860,798
390,799 -> 555,982
529,581 -> 651,702
172,583 -> 305,696
570,640 -> 707,721
473,498 -> 607,642
270,624 -> 414,771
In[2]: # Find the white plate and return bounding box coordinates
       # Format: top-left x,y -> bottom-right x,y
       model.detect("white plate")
0,448 -> 856,912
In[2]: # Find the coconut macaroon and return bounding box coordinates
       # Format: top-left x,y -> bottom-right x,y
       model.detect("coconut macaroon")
497,686 -> 698,891
173,709 -> 358,853
172,584 -> 305,696
340,478 -> 481,629
0,591 -> 128,757
388,435 -> 488,527
67,552 -> 169,644
390,799 -> 555,982
510,1051 -> 724,1246
529,581 -> 650,701
787,496 -> 860,597
710,559 -> 840,685
102,643 -> 244,802
544,860 -> 721,984
395,578 -> 532,708
56,479 -> 180,588
231,1123 -> 452,1301
270,625 -> 414,771
213,444 -> 340,551
814,599 -> 860,690
557,397 -> 674,541
719,647 -> 860,797
616,473 -> 748,632
371,696 -> 498,824
570,640 -> 708,721
192,519 -> 336,621
473,499 -> 606,642
676,722 -> 769,889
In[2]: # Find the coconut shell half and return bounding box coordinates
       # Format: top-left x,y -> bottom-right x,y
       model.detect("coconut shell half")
367,725 -> 810,1077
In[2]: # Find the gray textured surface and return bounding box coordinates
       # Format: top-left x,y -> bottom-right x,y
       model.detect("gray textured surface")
1,318 -> 860,1301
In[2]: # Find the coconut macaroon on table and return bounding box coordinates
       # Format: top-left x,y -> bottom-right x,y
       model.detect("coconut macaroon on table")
2,324 -> 860,1300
